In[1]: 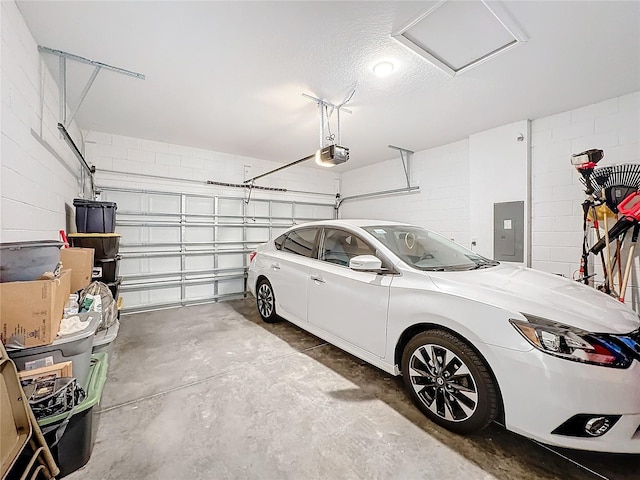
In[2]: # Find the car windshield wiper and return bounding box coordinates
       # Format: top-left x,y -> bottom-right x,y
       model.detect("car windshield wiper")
468,261 -> 499,270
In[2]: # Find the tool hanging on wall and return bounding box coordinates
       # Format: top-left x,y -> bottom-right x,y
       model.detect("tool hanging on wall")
620,224 -> 640,303
572,149 -> 608,289
572,150 -> 640,300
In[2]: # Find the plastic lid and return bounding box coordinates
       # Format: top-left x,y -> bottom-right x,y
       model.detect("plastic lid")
73,198 -> 117,208
67,233 -> 121,238
51,312 -> 101,346
0,240 -> 64,250
93,320 -> 120,347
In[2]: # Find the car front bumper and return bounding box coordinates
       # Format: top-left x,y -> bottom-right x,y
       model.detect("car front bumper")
485,343 -> 640,453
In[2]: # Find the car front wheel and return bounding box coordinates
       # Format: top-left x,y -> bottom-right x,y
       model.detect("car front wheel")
401,329 -> 498,434
256,278 -> 278,323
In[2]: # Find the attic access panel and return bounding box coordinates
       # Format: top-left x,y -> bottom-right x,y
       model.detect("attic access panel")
393,0 -> 527,76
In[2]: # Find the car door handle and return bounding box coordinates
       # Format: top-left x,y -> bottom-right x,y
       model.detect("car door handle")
271,263 -> 281,271
310,275 -> 325,283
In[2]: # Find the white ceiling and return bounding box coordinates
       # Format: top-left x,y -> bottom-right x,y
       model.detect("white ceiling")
16,1 -> 640,172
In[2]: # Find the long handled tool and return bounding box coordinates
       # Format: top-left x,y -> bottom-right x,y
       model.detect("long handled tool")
572,150 -> 605,286
589,204 -> 611,292
602,189 -> 616,295
620,224 -> 640,303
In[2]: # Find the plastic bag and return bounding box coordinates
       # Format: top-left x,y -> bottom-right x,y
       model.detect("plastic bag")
79,281 -> 117,331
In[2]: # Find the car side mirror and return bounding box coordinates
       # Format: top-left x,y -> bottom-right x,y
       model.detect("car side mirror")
349,255 -> 383,272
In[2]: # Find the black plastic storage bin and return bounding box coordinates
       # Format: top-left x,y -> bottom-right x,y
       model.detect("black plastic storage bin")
107,277 -> 122,300
37,353 -> 108,478
93,255 -> 121,283
68,233 -> 120,259
74,199 -> 117,233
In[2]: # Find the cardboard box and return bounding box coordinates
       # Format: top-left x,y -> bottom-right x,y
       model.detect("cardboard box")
18,360 -> 73,381
0,269 -> 71,348
60,247 -> 94,292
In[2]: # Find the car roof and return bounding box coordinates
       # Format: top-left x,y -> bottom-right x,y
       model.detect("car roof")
292,219 -> 412,228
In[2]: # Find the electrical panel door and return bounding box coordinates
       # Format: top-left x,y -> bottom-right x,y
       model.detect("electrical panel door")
494,201 -> 524,262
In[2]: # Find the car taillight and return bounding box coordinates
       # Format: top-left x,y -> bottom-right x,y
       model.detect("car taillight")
249,251 -> 257,262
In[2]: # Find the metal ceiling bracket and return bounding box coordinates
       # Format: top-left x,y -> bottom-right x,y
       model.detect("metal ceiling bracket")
243,90 -> 356,184
38,46 -> 145,127
388,145 -> 414,189
302,93 -> 353,149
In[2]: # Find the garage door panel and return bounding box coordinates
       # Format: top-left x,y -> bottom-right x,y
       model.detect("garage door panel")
246,227 -> 269,243
103,191 -> 143,211
146,256 -> 181,274
217,227 -> 243,242
149,194 -> 180,213
117,225 -> 143,243
148,226 -> 180,242
149,286 -> 181,304
120,291 -> 142,310
185,255 -> 214,271
314,205 -> 334,219
184,283 -> 214,300
185,227 -> 214,243
272,202 -> 293,218
120,258 -> 143,276
102,186 -> 333,312
219,198 -> 243,216
218,253 -> 244,269
218,278 -> 244,295
185,197 -> 214,214
246,200 -> 270,218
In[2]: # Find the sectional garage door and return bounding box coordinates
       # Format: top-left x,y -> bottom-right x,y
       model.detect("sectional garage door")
99,186 -> 335,313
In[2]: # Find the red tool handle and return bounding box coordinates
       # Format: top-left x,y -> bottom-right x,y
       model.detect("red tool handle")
59,230 -> 69,248
617,192 -> 640,219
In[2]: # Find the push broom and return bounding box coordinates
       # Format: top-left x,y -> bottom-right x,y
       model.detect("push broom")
620,224 -> 640,303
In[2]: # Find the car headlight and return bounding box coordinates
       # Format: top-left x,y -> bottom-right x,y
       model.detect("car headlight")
510,315 -> 634,368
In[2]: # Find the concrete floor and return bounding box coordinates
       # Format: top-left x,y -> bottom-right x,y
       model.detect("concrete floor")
67,299 -> 638,480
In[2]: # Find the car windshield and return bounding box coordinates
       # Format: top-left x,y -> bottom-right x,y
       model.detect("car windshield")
363,225 -> 499,272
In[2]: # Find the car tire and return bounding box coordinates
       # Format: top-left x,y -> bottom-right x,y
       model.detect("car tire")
256,278 -> 279,323
401,329 -> 498,435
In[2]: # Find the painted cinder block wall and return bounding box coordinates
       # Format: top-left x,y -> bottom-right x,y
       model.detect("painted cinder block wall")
1,0 -> 86,242
84,131 -> 340,203
341,91 -> 640,305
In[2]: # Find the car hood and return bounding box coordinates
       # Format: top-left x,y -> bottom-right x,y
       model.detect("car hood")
428,263 -> 639,334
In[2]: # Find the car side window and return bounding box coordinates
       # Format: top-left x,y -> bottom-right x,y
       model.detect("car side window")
282,228 -> 318,257
274,234 -> 286,250
320,228 -> 377,267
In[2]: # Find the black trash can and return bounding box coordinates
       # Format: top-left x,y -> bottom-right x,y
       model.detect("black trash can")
74,199 -> 117,233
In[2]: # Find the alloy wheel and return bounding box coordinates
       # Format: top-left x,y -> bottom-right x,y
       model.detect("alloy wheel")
408,344 -> 479,422
257,283 -> 274,318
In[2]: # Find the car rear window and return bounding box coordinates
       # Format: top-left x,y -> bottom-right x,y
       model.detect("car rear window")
274,234 -> 286,250
282,228 -> 318,257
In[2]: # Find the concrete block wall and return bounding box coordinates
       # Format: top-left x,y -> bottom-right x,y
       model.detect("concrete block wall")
1,0 -> 85,242
340,140 -> 470,246
85,131 -> 340,205
530,91 -> 640,302
340,91 -> 639,307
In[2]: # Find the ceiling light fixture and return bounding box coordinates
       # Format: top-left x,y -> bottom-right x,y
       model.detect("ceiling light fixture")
373,61 -> 395,77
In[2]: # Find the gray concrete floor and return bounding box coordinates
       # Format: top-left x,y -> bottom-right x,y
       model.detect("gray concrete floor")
67,299 -> 638,480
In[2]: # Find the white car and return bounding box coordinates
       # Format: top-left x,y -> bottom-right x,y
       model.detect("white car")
247,219 -> 640,453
